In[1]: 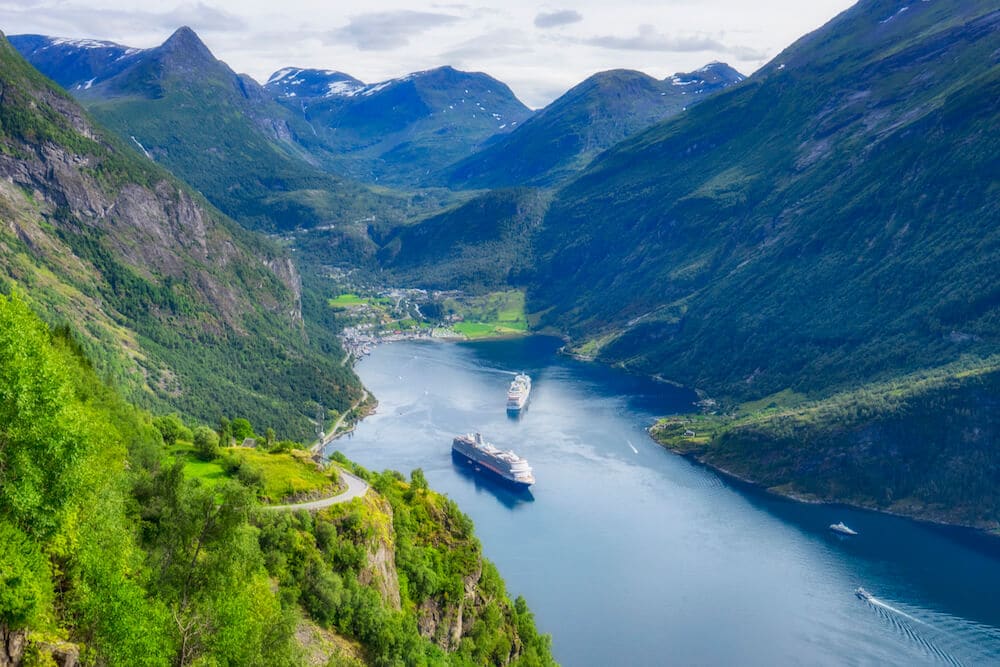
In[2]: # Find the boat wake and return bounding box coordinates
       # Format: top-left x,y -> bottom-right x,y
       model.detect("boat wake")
856,591 -> 1000,666
864,594 -> 928,626
627,440 -> 639,454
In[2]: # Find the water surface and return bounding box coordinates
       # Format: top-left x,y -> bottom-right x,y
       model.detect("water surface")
326,336 -> 1000,666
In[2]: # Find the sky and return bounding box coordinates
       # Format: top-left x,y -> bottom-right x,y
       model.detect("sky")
1,1 -> 857,108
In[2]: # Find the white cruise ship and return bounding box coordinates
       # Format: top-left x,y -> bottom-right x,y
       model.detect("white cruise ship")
506,372 -> 531,413
452,433 -> 535,488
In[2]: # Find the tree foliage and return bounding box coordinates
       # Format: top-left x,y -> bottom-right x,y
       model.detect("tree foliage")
193,425 -> 220,461
0,293 -> 554,665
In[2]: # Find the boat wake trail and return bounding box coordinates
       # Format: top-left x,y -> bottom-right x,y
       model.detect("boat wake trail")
627,440 -> 638,454
867,595 -> 928,626
861,594 -> 966,666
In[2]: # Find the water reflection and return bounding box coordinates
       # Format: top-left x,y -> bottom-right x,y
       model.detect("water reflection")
451,451 -> 535,509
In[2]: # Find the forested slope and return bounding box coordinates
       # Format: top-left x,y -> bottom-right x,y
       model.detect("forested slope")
532,0 -> 999,401
0,293 -> 555,666
0,32 -> 361,437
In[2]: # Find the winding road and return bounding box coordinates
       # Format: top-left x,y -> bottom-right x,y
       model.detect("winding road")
310,388 -> 370,456
263,469 -> 369,511
274,367 -> 372,512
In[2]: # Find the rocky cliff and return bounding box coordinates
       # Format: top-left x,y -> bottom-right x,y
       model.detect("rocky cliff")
0,32 -> 361,436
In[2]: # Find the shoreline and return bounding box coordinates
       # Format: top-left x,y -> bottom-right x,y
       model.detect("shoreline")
341,331 -> 999,540
651,434 -> 1000,539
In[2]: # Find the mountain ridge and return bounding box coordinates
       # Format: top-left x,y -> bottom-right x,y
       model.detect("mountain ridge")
444,62 -> 744,189
531,0 -> 998,398
11,27 -> 400,233
265,62 -> 534,185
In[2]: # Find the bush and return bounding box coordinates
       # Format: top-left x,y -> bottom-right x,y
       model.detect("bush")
153,414 -> 191,446
231,418 -> 255,442
192,426 -> 220,461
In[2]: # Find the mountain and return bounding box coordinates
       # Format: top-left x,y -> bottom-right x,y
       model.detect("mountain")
532,0 -> 998,396
11,28 -> 395,232
445,63 -> 744,189
0,33 -> 556,666
375,188 -> 549,291
522,0 -> 999,524
7,33 -> 145,91
265,65 -> 533,185
0,32 -> 361,436
265,66 -> 365,99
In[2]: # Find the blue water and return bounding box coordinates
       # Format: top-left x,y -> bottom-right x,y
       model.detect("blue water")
326,336 -> 1000,666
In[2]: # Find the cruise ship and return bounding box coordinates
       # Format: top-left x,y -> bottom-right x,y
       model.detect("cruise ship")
452,433 -> 535,488
506,372 -> 532,413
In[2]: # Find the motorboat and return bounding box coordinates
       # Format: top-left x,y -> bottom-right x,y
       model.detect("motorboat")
855,587 -> 873,601
829,521 -> 858,536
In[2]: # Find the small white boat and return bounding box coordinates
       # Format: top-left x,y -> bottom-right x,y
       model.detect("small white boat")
830,521 -> 858,535
855,587 -> 873,601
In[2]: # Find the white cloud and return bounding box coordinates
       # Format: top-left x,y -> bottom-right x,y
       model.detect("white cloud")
534,9 -> 583,29
326,10 -> 460,51
583,24 -> 767,60
0,0 -> 857,107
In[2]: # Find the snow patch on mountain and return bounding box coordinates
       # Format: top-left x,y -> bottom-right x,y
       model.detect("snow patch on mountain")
48,37 -> 121,50
326,80 -> 364,96
267,68 -> 300,85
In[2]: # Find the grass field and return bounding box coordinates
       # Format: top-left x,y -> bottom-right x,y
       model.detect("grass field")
168,443 -> 339,502
447,290 -> 529,339
328,293 -> 367,307
226,448 -> 339,503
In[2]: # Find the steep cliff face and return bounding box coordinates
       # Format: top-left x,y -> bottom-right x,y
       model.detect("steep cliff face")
0,627 -> 26,667
416,559 -> 526,660
0,33 -> 360,436
309,467 -> 553,664
354,493 -> 403,610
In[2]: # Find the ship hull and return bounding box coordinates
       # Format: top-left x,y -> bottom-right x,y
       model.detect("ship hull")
451,447 -> 533,489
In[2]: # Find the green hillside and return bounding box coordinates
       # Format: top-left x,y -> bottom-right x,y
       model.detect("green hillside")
532,0 -> 999,401
375,189 -> 550,291
445,64 -> 743,190
0,32 -> 361,437
654,358 -> 1000,529
59,27 -> 398,233
0,292 -> 555,665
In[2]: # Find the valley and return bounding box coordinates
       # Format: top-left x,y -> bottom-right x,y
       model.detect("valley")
1,0 -> 997,664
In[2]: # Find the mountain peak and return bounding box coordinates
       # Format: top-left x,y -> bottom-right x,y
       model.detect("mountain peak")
264,67 -> 365,98
669,61 -> 744,89
586,69 -> 659,86
164,25 -> 199,45
699,61 -> 744,80
160,26 -> 214,62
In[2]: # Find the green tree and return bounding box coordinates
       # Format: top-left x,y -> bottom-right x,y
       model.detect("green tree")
193,426 -> 220,461
153,414 -> 192,446
0,293 -> 86,538
218,416 -> 232,447
0,520 -> 52,630
231,417 -> 255,442
410,468 -> 428,493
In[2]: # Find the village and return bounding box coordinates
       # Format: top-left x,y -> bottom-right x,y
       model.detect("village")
331,285 -> 529,360
332,287 -> 469,360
